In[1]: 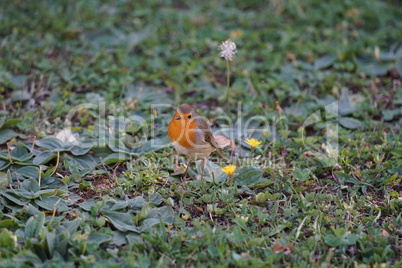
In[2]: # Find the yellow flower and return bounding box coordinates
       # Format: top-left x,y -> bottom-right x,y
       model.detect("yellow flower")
245,138 -> 262,147
221,164 -> 237,176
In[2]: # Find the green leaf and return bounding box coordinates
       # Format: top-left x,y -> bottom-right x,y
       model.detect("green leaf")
226,226 -> 249,244
199,159 -> 225,182
138,207 -> 175,231
110,201 -> 131,211
234,166 -> 265,186
28,178 -> 40,192
9,75 -> 28,88
84,28 -> 149,49
6,169 -> 12,184
46,231 -> 56,257
101,211 -> 140,233
79,200 -> 96,211
36,137 -> 73,152
88,233 -> 113,245
233,218 -> 250,232
9,144 -> 32,162
105,132 -> 131,153
382,108 -> 402,121
355,56 -> 390,77
140,137 -> 169,153
101,153 -> 130,165
25,213 -> 45,238
339,117 -> 361,129
292,169 -> 310,182
139,203 -> 152,220
126,234 -> 144,247
11,188 -> 38,199
0,116 -> 4,128
33,151 -> 57,165
128,196 -> 147,211
334,172 -> 365,185
325,234 -> 341,247
0,160 -> 10,171
314,54 -> 337,70
10,90 -> 31,102
2,118 -> 23,129
16,166 -> 39,179
344,233 -> 359,245
0,219 -> 21,229
1,192 -> 30,206
35,196 -> 69,212
149,193 -> 163,206
0,129 -> 20,145
65,154 -> 96,171
63,219 -> 81,235
339,88 -> 355,116
71,143 -> 93,156
25,203 -> 42,216
378,174 -> 399,186
148,206 -> 175,225
8,250 -> 43,265
0,228 -> 17,249
36,189 -> 66,197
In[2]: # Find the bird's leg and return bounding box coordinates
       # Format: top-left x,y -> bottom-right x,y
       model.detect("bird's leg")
183,157 -> 192,180
200,158 -> 205,181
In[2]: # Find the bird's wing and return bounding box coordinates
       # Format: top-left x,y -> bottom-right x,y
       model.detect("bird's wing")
194,117 -> 216,146
204,131 -> 226,159
194,116 -> 226,159
204,131 -> 218,148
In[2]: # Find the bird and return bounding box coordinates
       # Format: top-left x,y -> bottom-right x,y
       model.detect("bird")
168,104 -> 224,179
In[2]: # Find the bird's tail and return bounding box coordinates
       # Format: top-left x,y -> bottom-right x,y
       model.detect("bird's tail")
215,148 -> 227,160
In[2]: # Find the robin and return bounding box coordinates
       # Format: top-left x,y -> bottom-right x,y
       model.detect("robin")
168,104 -> 224,179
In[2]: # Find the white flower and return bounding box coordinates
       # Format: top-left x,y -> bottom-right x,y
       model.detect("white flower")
218,39 -> 237,61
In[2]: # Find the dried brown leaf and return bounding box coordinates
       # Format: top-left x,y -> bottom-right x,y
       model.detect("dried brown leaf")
273,241 -> 293,256
214,135 -> 236,149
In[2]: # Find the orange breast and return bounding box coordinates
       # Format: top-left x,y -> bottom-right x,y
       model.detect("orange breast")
168,116 -> 197,149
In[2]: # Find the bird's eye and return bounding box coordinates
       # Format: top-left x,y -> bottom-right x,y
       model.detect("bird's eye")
175,116 -> 181,120
188,114 -> 192,119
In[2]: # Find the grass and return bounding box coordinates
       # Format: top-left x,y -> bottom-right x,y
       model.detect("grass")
0,0 -> 401,267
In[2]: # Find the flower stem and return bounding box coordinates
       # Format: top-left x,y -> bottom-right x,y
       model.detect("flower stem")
226,60 -> 230,109
50,151 -> 60,177
250,147 -> 254,165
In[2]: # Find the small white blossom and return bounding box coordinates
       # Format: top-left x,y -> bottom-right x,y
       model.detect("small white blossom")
218,39 -> 237,61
